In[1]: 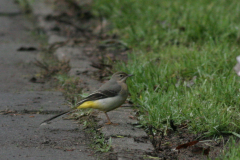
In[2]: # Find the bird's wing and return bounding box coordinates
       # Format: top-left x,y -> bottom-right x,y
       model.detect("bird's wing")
76,80 -> 121,106
40,79 -> 122,125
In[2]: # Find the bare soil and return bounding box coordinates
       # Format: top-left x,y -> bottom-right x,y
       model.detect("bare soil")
146,125 -> 229,159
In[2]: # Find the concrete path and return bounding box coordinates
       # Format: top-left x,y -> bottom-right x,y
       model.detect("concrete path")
30,0 -> 155,159
0,0 -> 95,159
0,1 -> 155,159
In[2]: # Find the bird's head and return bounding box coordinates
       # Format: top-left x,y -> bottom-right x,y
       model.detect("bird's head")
111,72 -> 133,82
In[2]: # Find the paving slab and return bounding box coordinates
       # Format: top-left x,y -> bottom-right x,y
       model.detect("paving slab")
0,114 -> 95,160
0,15 -> 34,43
48,35 -> 67,45
0,0 -> 20,14
54,46 -> 98,75
98,108 -> 138,124
98,108 -> 147,137
54,47 -> 102,92
111,137 -> 153,153
72,74 -> 102,93
0,146 -> 95,160
100,124 -> 147,138
54,46 -> 83,61
0,43 -> 37,64
0,91 -> 68,112
97,108 -> 154,157
37,16 -> 57,33
1,114 -> 78,144
30,1 -> 54,16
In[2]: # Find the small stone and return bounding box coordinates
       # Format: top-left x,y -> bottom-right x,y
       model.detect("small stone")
38,16 -> 57,32
48,35 -> 67,45
54,47 -> 83,61
0,0 -> 20,14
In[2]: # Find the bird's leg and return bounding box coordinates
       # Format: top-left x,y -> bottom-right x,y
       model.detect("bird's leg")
104,112 -> 119,125
104,112 -> 112,124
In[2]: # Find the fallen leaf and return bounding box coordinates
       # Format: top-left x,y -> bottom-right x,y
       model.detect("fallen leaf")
29,77 -> 45,83
203,147 -> 210,155
0,110 -> 16,115
17,47 -> 37,51
129,115 -> 136,119
176,140 -> 199,150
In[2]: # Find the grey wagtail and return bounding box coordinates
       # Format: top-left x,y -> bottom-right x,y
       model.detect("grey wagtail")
40,72 -> 133,125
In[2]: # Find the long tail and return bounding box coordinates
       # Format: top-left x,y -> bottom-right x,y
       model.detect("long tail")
40,109 -> 74,125
40,99 -> 91,126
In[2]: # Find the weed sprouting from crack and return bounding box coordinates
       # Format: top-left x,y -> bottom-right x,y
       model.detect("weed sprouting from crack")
34,58 -> 70,79
91,132 -> 112,153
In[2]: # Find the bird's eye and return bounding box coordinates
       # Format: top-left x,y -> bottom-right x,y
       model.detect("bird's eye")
119,74 -> 123,77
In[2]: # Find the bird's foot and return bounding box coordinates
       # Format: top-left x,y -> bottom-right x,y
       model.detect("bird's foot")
105,122 -> 119,125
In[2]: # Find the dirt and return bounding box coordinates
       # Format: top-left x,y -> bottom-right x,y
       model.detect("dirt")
143,123 -> 232,160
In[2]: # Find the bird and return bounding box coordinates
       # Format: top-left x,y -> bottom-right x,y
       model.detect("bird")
40,71 -> 133,125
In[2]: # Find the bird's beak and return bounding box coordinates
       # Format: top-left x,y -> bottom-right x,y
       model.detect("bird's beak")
128,74 -> 134,77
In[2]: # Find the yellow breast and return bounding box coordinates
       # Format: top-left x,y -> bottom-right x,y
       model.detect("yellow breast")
77,101 -> 100,109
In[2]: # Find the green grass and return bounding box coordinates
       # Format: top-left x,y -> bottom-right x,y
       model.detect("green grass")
124,44 -> 240,136
216,137 -> 240,160
93,0 -> 240,48
93,0 -> 240,157
93,0 -> 240,134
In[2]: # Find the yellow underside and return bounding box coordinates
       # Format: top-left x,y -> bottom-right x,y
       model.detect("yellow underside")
77,101 -> 100,109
